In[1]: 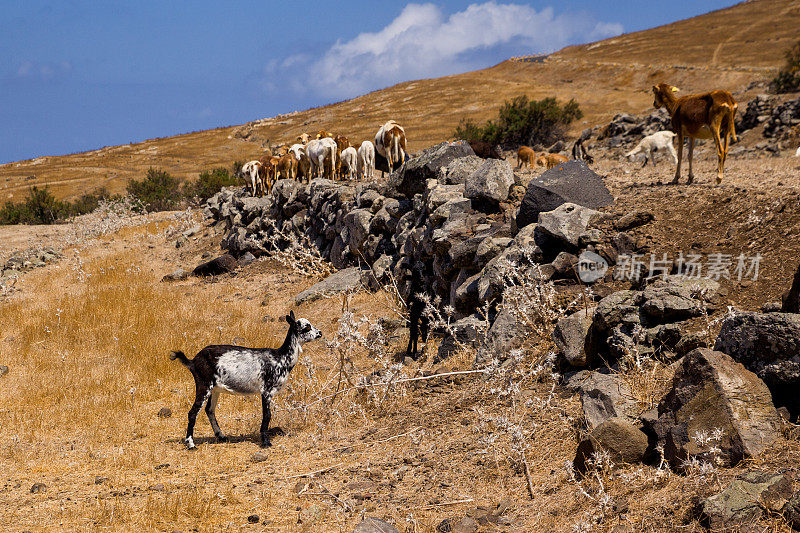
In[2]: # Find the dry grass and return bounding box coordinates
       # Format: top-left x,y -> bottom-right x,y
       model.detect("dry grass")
2,212 -> 800,532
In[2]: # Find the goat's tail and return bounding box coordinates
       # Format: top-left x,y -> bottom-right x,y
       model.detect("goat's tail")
169,350 -> 191,367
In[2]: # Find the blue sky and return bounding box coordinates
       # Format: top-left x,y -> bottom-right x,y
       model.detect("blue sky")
1,1 -> 738,164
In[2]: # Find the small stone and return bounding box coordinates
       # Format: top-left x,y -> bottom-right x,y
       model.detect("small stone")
157,407 -> 172,419
247,514 -> 260,524
149,483 -> 166,491
161,269 -> 189,282
251,451 -> 270,463
0,365 -> 8,378
352,517 -> 400,533
30,483 -> 47,494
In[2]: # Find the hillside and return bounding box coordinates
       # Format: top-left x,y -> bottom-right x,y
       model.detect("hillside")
1,0 -> 798,203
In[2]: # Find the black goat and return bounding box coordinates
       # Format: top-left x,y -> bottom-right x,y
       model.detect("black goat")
403,262 -> 430,360
170,311 -> 321,449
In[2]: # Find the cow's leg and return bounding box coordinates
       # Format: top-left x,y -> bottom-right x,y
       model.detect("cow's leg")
710,118 -> 726,185
686,137 -> 696,185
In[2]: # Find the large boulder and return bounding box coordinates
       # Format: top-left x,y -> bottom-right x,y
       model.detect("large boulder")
436,155 -> 485,185
568,371 -> 641,430
464,159 -> 514,208
294,267 -> 363,305
552,308 -> 596,368
714,312 -> 800,415
516,160 -> 613,229
574,417 -> 649,473
593,290 -> 643,334
700,471 -> 793,530
386,141 -> 474,198
192,254 -> 238,277
481,306 -> 526,363
653,348 -> 780,468
344,209 -> 374,256
536,203 -> 603,249
640,279 -> 706,323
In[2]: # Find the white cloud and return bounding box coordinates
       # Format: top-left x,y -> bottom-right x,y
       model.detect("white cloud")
15,60 -> 72,80
263,2 -> 623,99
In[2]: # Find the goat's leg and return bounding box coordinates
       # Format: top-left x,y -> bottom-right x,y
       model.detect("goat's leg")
259,395 -> 273,447
672,133 -> 683,184
186,382 -> 211,450
710,121 -> 726,185
687,138 -> 695,185
205,388 -> 228,442
406,314 -> 419,359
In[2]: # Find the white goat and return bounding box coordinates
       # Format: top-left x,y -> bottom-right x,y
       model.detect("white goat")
340,146 -> 358,180
289,143 -> 312,182
306,138 -> 337,180
357,140 -> 375,181
625,131 -> 678,167
240,160 -> 264,196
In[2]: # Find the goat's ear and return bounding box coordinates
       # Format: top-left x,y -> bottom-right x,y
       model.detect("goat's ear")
652,85 -> 658,94
289,310 -> 296,324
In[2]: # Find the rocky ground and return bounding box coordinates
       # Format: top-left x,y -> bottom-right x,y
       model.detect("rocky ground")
1,137 -> 800,531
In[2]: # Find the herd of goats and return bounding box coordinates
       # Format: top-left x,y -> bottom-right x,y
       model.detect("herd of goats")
173,84 -> 743,450
236,83 -> 741,200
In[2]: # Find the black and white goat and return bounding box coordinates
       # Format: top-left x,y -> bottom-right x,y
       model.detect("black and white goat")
571,138 -> 594,164
169,311 -> 321,449
403,261 -> 430,360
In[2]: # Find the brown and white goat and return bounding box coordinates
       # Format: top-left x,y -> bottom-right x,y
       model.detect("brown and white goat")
375,121 -> 407,177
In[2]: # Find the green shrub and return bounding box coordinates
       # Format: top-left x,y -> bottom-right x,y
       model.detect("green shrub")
126,167 -> 182,212
70,188 -> 115,216
0,200 -> 31,225
0,186 -> 72,225
184,167 -> 239,202
454,95 -> 583,147
771,40 -> 800,94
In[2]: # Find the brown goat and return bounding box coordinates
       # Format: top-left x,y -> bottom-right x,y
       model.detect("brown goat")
517,146 -> 535,169
652,83 -> 737,184
333,134 -> 350,179
536,153 -> 568,169
276,153 -> 297,181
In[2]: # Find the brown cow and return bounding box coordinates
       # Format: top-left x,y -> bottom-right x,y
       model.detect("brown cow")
536,153 -> 568,169
517,146 -> 535,169
652,83 -> 737,184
